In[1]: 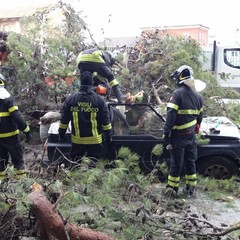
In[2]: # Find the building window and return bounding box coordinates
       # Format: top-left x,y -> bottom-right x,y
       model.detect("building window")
3,24 -> 15,32
224,49 -> 240,68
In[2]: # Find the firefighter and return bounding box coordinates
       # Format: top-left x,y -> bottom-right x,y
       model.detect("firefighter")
58,71 -> 112,168
163,65 -> 204,198
0,73 -> 32,182
76,48 -> 125,103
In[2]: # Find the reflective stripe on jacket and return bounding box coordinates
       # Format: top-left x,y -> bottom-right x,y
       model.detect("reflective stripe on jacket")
59,87 -> 112,145
0,96 -> 29,138
77,48 -> 119,87
76,48 -> 105,65
164,85 -> 203,135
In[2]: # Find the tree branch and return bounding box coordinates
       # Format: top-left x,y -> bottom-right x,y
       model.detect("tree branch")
28,187 -> 116,240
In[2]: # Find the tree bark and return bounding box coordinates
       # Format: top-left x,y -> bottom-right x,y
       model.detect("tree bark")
151,84 -> 163,105
28,190 -> 116,240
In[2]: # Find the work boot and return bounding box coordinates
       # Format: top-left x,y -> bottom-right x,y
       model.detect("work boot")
14,168 -> 27,180
163,187 -> 178,200
183,185 -> 197,198
112,85 -> 124,103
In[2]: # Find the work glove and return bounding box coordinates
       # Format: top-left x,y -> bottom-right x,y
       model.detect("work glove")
25,131 -> 32,143
163,134 -> 173,150
195,124 -> 200,134
112,85 -> 125,103
58,128 -> 66,141
104,129 -> 112,143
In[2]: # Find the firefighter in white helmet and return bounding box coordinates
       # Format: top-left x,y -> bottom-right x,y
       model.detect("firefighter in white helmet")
163,65 -> 205,198
0,73 -> 32,182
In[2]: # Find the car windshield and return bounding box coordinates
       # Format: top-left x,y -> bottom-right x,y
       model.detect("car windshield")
109,104 -> 165,137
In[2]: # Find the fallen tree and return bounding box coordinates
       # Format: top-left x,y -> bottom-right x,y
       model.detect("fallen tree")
1,151 -> 240,239
28,183 -> 116,240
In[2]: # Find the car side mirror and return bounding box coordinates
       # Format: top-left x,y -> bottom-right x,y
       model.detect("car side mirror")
209,128 -> 220,134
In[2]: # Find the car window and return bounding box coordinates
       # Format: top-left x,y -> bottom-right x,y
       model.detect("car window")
109,104 -> 165,137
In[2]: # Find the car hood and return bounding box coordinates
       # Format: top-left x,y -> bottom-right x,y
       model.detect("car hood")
200,116 -> 240,138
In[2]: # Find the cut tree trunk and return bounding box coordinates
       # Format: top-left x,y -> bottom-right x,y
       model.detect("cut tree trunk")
28,189 -> 116,240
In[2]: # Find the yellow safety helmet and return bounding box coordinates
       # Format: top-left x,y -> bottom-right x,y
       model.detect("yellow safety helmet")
0,73 -> 6,87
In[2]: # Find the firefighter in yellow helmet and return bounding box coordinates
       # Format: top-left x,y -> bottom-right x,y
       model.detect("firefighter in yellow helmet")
163,65 -> 204,198
0,73 -> 32,182
76,48 -> 124,103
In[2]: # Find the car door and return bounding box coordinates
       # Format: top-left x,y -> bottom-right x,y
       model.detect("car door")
105,103 -> 169,173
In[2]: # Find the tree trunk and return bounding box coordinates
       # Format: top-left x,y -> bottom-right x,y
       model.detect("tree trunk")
28,190 -> 116,240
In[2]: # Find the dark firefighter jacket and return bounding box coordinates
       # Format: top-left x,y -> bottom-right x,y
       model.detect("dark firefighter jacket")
59,87 -> 112,145
163,85 -> 203,137
76,48 -> 119,88
0,94 -> 30,138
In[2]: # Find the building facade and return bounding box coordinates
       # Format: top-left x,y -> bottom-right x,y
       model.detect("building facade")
141,24 -> 209,48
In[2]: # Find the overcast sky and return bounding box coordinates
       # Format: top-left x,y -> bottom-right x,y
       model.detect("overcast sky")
3,0 -> 240,44
75,0 -> 240,44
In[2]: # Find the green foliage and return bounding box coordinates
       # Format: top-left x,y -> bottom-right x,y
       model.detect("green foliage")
2,147 -> 240,239
1,4 -> 240,239
15,199 -> 30,217
196,134 -> 210,145
2,6 -> 240,128
120,31 -> 240,125
3,9 -> 240,129
118,225 -> 146,239
225,103 -> 240,125
4,1 -> 92,114
0,201 -> 10,211
0,178 -> 31,219
48,179 -> 63,192
143,60 -> 163,78
125,32 -> 204,104
158,161 -> 169,177
117,146 -> 141,173
151,144 -> 163,156
41,147 -> 154,238
106,169 -> 127,188
198,176 -> 240,198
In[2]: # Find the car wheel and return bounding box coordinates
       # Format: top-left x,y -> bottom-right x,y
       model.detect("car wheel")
197,156 -> 238,179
